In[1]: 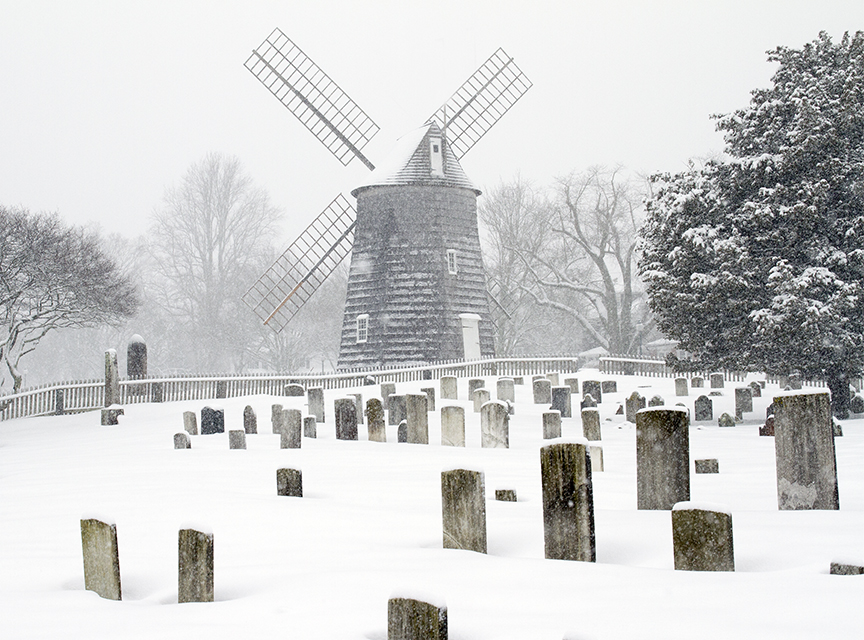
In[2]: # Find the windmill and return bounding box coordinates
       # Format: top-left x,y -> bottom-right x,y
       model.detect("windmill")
242,28 -> 532,369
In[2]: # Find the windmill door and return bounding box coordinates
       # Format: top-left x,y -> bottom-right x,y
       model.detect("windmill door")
459,313 -> 482,361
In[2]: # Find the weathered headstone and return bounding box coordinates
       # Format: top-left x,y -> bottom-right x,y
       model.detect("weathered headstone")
636,408 -> 690,510
389,394 -> 407,426
533,378 -> 552,404
695,459 -> 719,474
441,468 -> 487,553
127,334 -> 147,380
581,393 -> 597,409
496,377 -> 515,403
830,562 -> 864,575
284,383 -> 305,396
551,386 -> 572,418
351,393 -> 364,424
481,401 -> 509,448
589,444 -> 604,472
440,376 -> 458,400
467,378 -> 485,399
387,597 -> 448,640
691,376 -> 704,388
709,373 -> 725,388
749,381 -> 762,398
215,380 -> 227,399
513,376 -> 524,385
850,394 -> 864,414
625,391 -> 646,422
308,387 -> 325,423
541,441 -> 596,562
178,528 -> 213,603
150,381 -> 164,403
229,430 -> 247,450
543,411 -> 562,439
648,395 -> 665,407
672,503 -> 734,571
52,388 -> 65,415
420,388 -> 435,412
276,468 -> 302,497
773,391 -> 839,510
601,380 -> 617,394
440,405 -> 465,447
183,411 -> 198,435
675,378 -> 689,397
581,408 -> 601,441
303,415 -> 317,438
243,405 -> 257,434
472,388 -> 490,413
271,404 -> 284,434
366,398 -> 386,442
789,373 -> 802,390
81,518 -> 122,600
563,378 -> 579,394
174,432 -> 191,449
335,398 -> 358,441
104,349 -> 120,407
200,406 -> 224,435
281,409 -> 301,448
718,412 -> 735,427
546,372 -> 560,386
735,387 -> 753,419
397,420 -> 407,443
582,380 -> 602,404
101,407 -> 123,425
380,382 -> 396,410
694,395 -> 713,422
759,415 -> 775,437
495,489 -> 517,502
406,394 -> 429,444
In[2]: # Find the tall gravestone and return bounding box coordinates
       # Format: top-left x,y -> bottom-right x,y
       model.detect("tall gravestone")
480,401 -> 509,448
406,394 -> 429,444
308,388 -> 325,423
773,392 -> 839,510
127,335 -> 146,379
694,395 -> 713,422
472,388 -> 490,413
551,386 -> 572,418
200,406 -> 224,435
243,405 -> 257,434
496,378 -> 515,403
389,394 -> 407,426
675,378 -> 689,397
540,441 -> 595,562
625,391 -> 645,422
440,406 -> 465,447
582,380 -> 602,404
81,518 -> 122,600
271,404 -> 284,434
735,387 -> 753,419
581,408 -> 601,441
388,597 -> 448,640
672,503 -> 735,571
183,411 -> 198,435
281,409 -> 302,448
351,393 -> 364,424
104,349 -> 120,407
303,415 -> 317,438
543,411 -> 562,439
636,408 -> 690,510
335,398 -> 358,440
533,378 -> 552,404
229,430 -> 247,450
441,468 -> 486,553
178,528 -> 214,603
366,398 -> 386,442
380,382 -> 396,410
420,388 -> 435,412
440,376 -> 458,400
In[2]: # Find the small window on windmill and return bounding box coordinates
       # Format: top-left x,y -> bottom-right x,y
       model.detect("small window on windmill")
356,314 -> 369,343
447,249 -> 458,275
430,137 -> 444,177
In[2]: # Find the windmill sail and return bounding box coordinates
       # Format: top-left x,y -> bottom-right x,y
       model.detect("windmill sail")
245,28 -> 379,170
429,48 -> 532,159
242,194 -> 356,332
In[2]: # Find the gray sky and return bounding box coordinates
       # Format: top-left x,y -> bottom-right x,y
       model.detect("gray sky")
1,1 -> 860,240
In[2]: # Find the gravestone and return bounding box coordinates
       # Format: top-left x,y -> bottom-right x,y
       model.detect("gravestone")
546,372 -> 560,386
271,404 -> 284,434
183,411 -> 198,435
691,376 -> 704,388
81,518 -> 122,600
830,562 -> 864,575
709,373 -> 725,388
178,528 -> 214,603
127,335 -> 147,379
533,378 -> 553,404
472,388 -> 490,413
789,373 -> 802,390
229,430 -> 247,450
303,415 -> 317,438
513,376 -> 524,385
397,420 -> 408,443
581,408 -> 601,441
735,387 -> 753,419
284,383 -> 305,396
648,395 -> 665,407
351,393 -> 364,424
104,349 -> 120,407
366,398 -> 386,442
749,381 -> 762,398
496,378 -> 515,403
551,386 -> 572,418
495,489 -> 517,502
420,388 -> 435,412
440,376 -> 458,400
380,382 -> 396,410
481,401 -> 509,448
636,408 -> 690,510
389,395 -> 407,426
694,395 -> 713,422
718,412 -> 735,427
406,394 -> 429,444
541,441 -> 596,562
243,405 -> 257,434
543,411 -> 562,439
581,394 -> 597,409
695,459 -> 719,474
589,445 -> 604,472
468,378 -> 485,399
53,388 -> 65,415
308,387 -> 325,423
564,378 -> 579,394
773,391 -> 839,510
440,405 -> 465,447
335,398 -> 358,440
387,597 -> 448,640
601,380 -> 617,394
281,409 -> 301,448
174,432 -> 191,449
850,394 -> 864,415
101,407 -> 124,426
672,503 -> 734,571
582,381 -> 602,404
150,382 -> 164,404
200,406 -> 224,435
675,378 -> 689,397
441,468 -> 487,553
760,415 -> 775,437
276,468 -> 302,497
215,380 -> 227,399
625,391 -> 646,423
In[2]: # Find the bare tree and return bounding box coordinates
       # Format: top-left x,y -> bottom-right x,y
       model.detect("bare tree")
0,207 -> 138,393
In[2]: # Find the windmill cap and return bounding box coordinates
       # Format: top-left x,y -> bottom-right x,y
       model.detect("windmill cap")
351,122 -> 480,196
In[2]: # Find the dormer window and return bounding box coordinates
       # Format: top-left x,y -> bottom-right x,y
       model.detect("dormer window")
430,137 -> 444,177
356,314 -> 369,343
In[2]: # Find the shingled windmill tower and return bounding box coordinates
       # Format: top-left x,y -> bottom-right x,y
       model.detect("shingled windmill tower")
242,30 -> 531,369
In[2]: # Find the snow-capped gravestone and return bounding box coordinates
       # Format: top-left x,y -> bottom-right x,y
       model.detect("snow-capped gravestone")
636,408 -> 690,510
551,386 -> 572,418
126,335 -> 147,379
389,395 -> 407,426
850,394 -> 864,414
625,391 -> 646,422
366,398 -> 386,442
243,405 -> 257,434
601,380 -> 617,394
735,387 -> 753,419
229,430 -> 246,450
533,378 -> 552,404
695,459 -> 719,474
351,393 -> 364,424
709,373 -> 724,389
200,407 -> 224,435
672,503 -> 734,572
468,378 -> 485,399
308,388 -> 325,423
178,528 -> 213,603
303,415 -> 317,438
81,518 -> 121,600
691,376 -> 704,388
774,391 -> 839,510
581,408 -> 601,441
441,406 -> 465,447
174,432 -> 191,449
388,597 -> 447,640
760,415 -> 775,437
271,404 -> 284,434
546,372 -> 560,386
749,381 -> 762,398
582,381 -> 602,404
441,468 -> 487,553
580,393 -> 597,409
406,394 -> 429,444
481,401 -> 509,448
718,413 -> 735,427
280,409 -> 301,449
675,378 -> 689,397
284,383 -> 304,396
183,411 -> 198,435
472,389 -> 490,413
564,378 -> 579,394
440,376 -> 458,400
335,398 -> 358,441
380,382 -> 396,410
694,396 -> 713,422
543,411 -> 562,439
397,420 -> 408,443
496,378 -> 515,403
420,388 -> 435,412
541,441 -> 596,562
104,349 -> 120,408
101,407 -> 123,426
277,468 -> 302,497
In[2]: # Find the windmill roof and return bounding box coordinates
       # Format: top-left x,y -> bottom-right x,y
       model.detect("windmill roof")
351,121 -> 480,196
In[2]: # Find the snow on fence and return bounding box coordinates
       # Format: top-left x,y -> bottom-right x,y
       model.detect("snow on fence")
0,357 -> 580,422
599,355 -> 747,381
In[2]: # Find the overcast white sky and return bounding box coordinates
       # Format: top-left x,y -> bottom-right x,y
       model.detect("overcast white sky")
1,1 -> 861,240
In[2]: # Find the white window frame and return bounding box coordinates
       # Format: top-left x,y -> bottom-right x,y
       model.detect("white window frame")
430,137 -> 444,177
356,314 -> 369,343
446,249 -> 458,275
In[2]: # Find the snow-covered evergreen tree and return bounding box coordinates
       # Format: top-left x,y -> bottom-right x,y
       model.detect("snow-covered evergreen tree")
639,31 -> 864,416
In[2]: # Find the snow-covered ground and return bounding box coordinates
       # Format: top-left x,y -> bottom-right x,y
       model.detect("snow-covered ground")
0,371 -> 861,639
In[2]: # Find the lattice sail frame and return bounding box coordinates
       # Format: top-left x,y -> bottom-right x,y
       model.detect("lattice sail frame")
245,28 -> 379,170
242,195 -> 357,332
429,48 -> 532,160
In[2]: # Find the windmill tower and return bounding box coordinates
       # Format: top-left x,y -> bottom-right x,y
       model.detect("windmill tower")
242,29 -> 531,369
